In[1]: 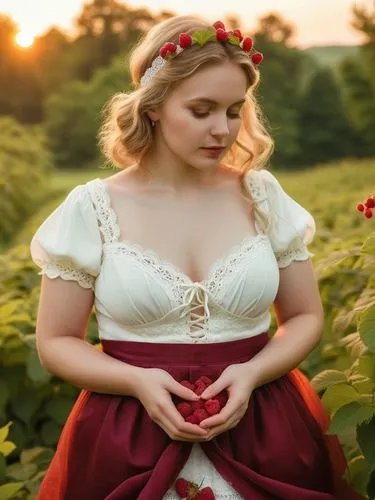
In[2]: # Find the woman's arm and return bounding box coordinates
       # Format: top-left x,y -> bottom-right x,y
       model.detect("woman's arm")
245,258 -> 324,388
35,276 -> 142,396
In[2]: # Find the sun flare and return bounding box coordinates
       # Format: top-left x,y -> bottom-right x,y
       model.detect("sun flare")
15,31 -> 35,48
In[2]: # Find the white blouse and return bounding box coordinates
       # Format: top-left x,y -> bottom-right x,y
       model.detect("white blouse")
29,168 -> 316,499
30,168 -> 315,345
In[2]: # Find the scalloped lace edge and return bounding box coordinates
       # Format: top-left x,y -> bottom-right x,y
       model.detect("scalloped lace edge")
36,261 -> 94,289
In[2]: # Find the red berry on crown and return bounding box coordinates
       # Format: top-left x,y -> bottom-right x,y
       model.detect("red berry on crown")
160,42 -> 177,58
216,28 -> 229,42
232,29 -> 243,41
179,32 -> 193,48
242,37 -> 253,52
213,21 -> 226,31
251,52 -> 264,65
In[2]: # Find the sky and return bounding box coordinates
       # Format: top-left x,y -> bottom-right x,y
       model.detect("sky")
0,0 -> 368,48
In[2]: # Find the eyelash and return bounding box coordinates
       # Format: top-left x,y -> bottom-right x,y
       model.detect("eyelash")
191,110 -> 241,119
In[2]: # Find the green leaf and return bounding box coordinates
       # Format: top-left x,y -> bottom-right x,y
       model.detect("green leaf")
228,34 -> 241,46
346,455 -> 370,498
358,353 -> 375,383
7,462 -> 38,481
0,483 -> 24,500
0,422 -> 12,444
321,383 -> 361,415
191,30 -> 216,46
26,349 -> 51,383
11,392 -> 39,425
361,235 -> 375,256
357,416 -> 375,466
0,454 -> 6,482
359,304 -> 375,353
40,421 -> 62,446
0,441 -> 17,456
45,397 -> 73,425
327,402 -> 375,434
311,369 -> 348,392
20,447 -> 48,465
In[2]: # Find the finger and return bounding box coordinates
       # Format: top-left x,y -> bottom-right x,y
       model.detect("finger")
200,377 -> 229,400
166,381 -> 199,402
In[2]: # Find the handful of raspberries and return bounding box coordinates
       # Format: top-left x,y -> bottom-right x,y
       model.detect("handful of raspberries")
175,477 -> 215,499
175,376 -> 228,424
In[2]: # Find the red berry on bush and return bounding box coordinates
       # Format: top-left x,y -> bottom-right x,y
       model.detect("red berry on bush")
365,197 -> 375,208
365,208 -> 373,219
357,203 -> 365,212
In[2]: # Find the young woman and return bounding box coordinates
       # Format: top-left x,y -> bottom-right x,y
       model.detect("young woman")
30,15 -> 363,500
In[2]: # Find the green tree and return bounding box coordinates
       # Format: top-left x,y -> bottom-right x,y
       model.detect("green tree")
298,68 -> 359,164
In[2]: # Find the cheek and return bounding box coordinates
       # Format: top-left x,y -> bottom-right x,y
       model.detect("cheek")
165,111 -> 202,146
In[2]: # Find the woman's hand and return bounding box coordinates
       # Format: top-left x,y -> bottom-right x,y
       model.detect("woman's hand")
199,363 -> 256,440
130,367 -> 209,442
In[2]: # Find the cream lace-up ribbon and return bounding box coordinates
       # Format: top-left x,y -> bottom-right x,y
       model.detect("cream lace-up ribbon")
179,282 -> 210,341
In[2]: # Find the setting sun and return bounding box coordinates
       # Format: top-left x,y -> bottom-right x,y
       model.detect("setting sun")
15,31 -> 35,48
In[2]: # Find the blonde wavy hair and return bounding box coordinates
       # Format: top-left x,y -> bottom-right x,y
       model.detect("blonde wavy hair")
99,15 -> 274,182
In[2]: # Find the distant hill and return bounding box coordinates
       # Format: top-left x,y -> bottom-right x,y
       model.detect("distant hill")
304,45 -> 359,68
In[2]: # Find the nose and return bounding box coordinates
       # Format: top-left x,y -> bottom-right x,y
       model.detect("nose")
210,113 -> 230,137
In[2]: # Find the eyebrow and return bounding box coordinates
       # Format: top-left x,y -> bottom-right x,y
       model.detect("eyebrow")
187,97 -> 246,105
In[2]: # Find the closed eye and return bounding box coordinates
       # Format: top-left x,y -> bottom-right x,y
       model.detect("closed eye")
192,110 -> 241,119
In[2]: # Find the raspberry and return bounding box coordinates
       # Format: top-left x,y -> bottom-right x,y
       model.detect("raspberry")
357,203 -> 365,212
365,208 -> 373,219
242,37 -> 253,52
251,52 -> 263,65
194,382 -> 206,396
186,414 -> 199,425
216,28 -> 229,42
192,399 -> 205,411
179,33 -> 193,48
175,477 -> 189,497
213,21 -> 226,31
232,29 -> 243,41
204,399 -> 221,416
176,402 -> 193,418
198,376 -> 213,387
180,380 -> 195,391
365,197 -> 375,208
193,408 -> 209,423
159,42 -> 176,58
195,486 -> 215,499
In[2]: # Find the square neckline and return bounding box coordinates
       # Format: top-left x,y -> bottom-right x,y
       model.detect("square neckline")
90,177 -> 268,286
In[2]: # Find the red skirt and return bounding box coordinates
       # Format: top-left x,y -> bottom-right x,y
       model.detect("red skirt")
37,333 -> 364,500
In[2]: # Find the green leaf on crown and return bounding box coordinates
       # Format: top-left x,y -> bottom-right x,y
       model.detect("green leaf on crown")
192,31 -> 216,46
228,34 -> 241,46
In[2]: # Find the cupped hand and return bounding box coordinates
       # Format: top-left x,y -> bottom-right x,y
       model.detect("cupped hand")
198,363 -> 256,440
130,367 -> 209,442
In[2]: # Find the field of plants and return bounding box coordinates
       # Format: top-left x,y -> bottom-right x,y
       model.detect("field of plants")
0,157 -> 374,499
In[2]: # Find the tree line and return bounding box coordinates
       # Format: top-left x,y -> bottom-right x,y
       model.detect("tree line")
0,0 -> 374,169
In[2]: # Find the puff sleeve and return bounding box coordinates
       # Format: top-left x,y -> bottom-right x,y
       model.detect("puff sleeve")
246,169 -> 316,268
29,184 -> 103,290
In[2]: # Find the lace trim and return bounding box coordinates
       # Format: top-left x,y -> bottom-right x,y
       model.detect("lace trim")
86,179 -> 120,244
276,245 -> 313,268
36,261 -> 94,289
243,169 -> 268,203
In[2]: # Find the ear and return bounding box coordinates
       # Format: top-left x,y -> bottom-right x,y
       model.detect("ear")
147,109 -> 160,122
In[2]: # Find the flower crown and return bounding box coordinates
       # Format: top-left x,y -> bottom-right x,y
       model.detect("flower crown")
140,20 -> 263,87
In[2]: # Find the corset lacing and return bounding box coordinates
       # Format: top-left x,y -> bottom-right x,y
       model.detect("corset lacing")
179,282 -> 210,342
